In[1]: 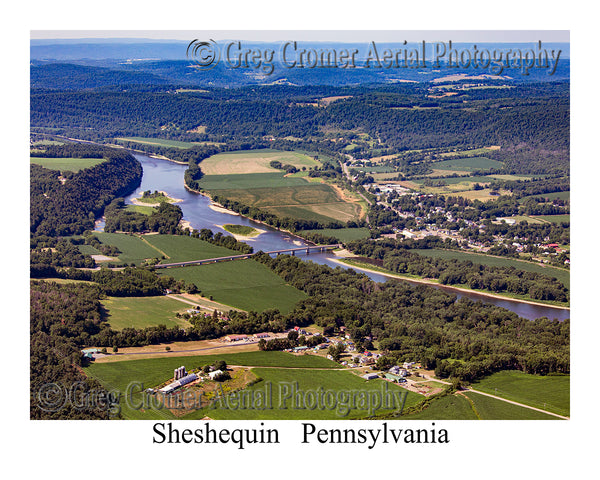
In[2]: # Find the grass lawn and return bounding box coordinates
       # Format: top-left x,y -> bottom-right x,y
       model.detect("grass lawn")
304,227 -> 371,242
142,234 -> 238,263
158,260 -> 308,313
94,232 -> 163,265
30,156 -> 105,172
413,248 -> 570,289
101,296 -> 192,330
199,149 -> 320,175
464,391 -> 561,420
470,371 -> 569,416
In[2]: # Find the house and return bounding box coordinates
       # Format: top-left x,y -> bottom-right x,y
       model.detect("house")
224,334 -> 248,342
208,370 -> 224,380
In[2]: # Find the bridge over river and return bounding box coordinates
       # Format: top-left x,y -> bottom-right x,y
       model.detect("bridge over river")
153,244 -> 341,269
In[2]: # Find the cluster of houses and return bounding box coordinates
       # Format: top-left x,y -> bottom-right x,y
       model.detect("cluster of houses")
361,361 -> 419,383
223,332 -> 270,342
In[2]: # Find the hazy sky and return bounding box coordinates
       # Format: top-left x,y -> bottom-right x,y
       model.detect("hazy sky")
30,30 -> 569,43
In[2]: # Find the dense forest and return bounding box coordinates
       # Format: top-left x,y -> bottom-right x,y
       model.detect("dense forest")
345,238 -> 568,302
30,145 -> 142,236
30,81 -> 569,175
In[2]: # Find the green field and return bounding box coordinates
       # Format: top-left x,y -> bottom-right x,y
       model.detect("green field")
433,157 -> 504,171
198,172 -> 308,190
520,191 -> 570,203
413,175 -> 495,186
115,137 -> 204,149
142,234 -> 239,264
78,244 -> 102,255
94,232 -> 164,264
464,391 -> 560,419
186,367 -> 424,420
413,248 -> 570,289
30,156 -> 106,172
471,371 -> 569,416
222,224 -> 259,236
217,184 -> 340,208
401,393 -> 478,420
85,353 -> 422,420
532,214 -> 570,224
101,296 -> 192,330
159,260 -> 308,313
86,351 -> 339,392
304,227 -> 371,242
125,204 -> 155,215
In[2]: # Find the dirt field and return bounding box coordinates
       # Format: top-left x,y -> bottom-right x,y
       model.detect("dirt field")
199,150 -> 319,175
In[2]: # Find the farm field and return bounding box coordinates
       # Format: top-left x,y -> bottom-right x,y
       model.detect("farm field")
86,351 -> 339,392
463,391 -> 561,420
304,227 -> 371,242
183,367 -> 424,420
93,232 -> 164,265
532,214 -> 570,224
198,172 -> 308,190
413,248 -> 570,289
216,184 -> 340,208
100,296 -> 192,330
432,157 -> 504,171
30,156 -> 106,172
158,260 -> 308,313
470,371 -> 570,416
206,180 -> 362,224
413,175 -> 496,186
199,149 -> 320,175
115,137 -> 205,149
519,191 -> 570,203
142,234 -> 239,264
400,393 -> 477,420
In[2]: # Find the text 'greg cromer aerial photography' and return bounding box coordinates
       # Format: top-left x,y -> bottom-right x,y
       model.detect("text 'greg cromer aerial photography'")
30,31 -> 570,429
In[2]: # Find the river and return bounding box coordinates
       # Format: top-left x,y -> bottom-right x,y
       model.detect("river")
117,153 -> 570,322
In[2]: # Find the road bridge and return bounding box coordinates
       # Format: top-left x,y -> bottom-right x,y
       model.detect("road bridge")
153,244 -> 341,269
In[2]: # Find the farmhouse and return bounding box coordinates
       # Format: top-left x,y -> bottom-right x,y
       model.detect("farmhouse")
208,370 -> 224,380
